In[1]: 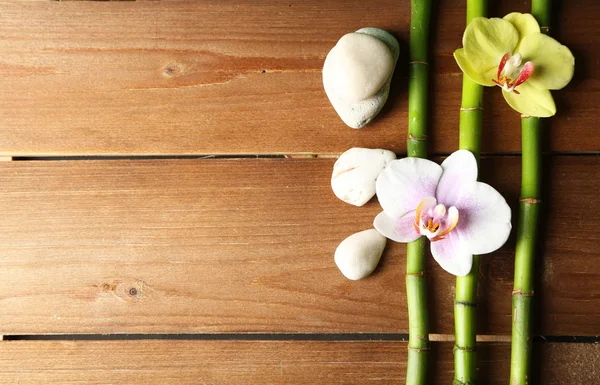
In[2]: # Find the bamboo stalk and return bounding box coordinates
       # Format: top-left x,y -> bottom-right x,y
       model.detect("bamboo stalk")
509,117 -> 541,385
509,3 -> 548,383
405,1 -> 431,384
454,1 -> 486,384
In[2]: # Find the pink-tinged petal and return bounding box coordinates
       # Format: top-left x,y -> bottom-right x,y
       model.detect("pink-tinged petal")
453,181 -> 512,255
374,211 -> 421,243
430,231 -> 473,276
513,61 -> 534,88
497,52 -> 511,79
376,157 -> 443,219
435,150 -> 478,207
433,206 -> 459,240
415,196 -> 437,223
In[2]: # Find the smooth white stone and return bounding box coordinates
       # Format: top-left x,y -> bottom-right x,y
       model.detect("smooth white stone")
334,229 -> 387,280
331,147 -> 396,206
323,28 -> 399,129
329,33 -> 394,103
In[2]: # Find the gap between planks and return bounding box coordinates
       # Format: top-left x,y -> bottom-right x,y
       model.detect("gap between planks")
4,333 -> 598,343
7,152 -> 600,161
0,334 -> 559,343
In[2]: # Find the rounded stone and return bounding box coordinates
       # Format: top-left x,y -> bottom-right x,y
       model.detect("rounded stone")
323,28 -> 400,129
329,33 -> 394,103
331,147 -> 396,206
334,229 -> 387,280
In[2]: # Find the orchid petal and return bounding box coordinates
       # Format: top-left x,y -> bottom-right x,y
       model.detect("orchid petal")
374,211 -> 421,243
463,17 -> 519,76
436,150 -> 478,207
519,33 -> 575,90
376,157 -> 443,219
497,52 -> 511,80
512,61 -> 535,88
430,231 -> 473,276
415,196 -> 437,222
502,82 -> 556,117
454,48 -> 496,87
503,13 -> 540,50
436,206 -> 459,238
453,181 -> 512,255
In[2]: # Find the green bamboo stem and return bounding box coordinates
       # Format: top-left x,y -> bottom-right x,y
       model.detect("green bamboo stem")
405,238 -> 429,385
406,1 -> 431,384
454,1 -> 486,384
531,0 -> 551,29
509,2 -> 549,383
509,118 -> 541,385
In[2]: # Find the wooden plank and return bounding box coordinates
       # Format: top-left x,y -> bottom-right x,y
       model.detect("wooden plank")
0,340 -> 596,384
0,0 -> 598,156
0,157 -> 597,335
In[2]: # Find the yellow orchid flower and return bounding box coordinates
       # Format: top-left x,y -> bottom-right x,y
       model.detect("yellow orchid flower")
454,13 -> 575,117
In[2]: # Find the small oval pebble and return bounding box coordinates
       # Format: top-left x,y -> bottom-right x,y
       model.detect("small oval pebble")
331,148 -> 396,206
335,229 -> 387,280
323,28 -> 400,129
329,33 -> 394,103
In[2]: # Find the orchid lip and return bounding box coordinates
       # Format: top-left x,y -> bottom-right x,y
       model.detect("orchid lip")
493,52 -> 535,94
414,197 -> 459,242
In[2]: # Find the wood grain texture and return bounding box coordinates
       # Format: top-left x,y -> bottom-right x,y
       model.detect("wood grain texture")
0,157 -> 597,335
0,340 -> 597,384
0,0 -> 598,156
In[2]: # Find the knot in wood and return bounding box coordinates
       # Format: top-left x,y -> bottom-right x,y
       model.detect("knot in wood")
98,278 -> 146,302
163,62 -> 186,77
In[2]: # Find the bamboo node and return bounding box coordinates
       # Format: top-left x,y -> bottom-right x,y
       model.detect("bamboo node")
453,381 -> 475,385
540,26 -> 550,32
408,134 -> 428,141
520,198 -> 541,205
409,60 -> 429,66
407,346 -> 430,352
454,300 -> 476,308
406,272 -> 424,277
512,289 -> 535,297
453,345 -> 476,352
460,107 -> 483,111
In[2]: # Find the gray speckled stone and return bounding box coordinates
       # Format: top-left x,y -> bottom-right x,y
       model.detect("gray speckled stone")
323,28 -> 400,129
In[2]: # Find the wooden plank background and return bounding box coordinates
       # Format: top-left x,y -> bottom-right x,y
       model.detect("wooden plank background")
0,0 -> 598,155
0,341 -> 597,385
0,157 -> 598,335
0,0 -> 598,384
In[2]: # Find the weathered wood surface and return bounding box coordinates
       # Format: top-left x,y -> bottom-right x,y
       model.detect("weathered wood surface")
0,341 -> 596,384
0,157 -> 597,335
0,0 -> 598,156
